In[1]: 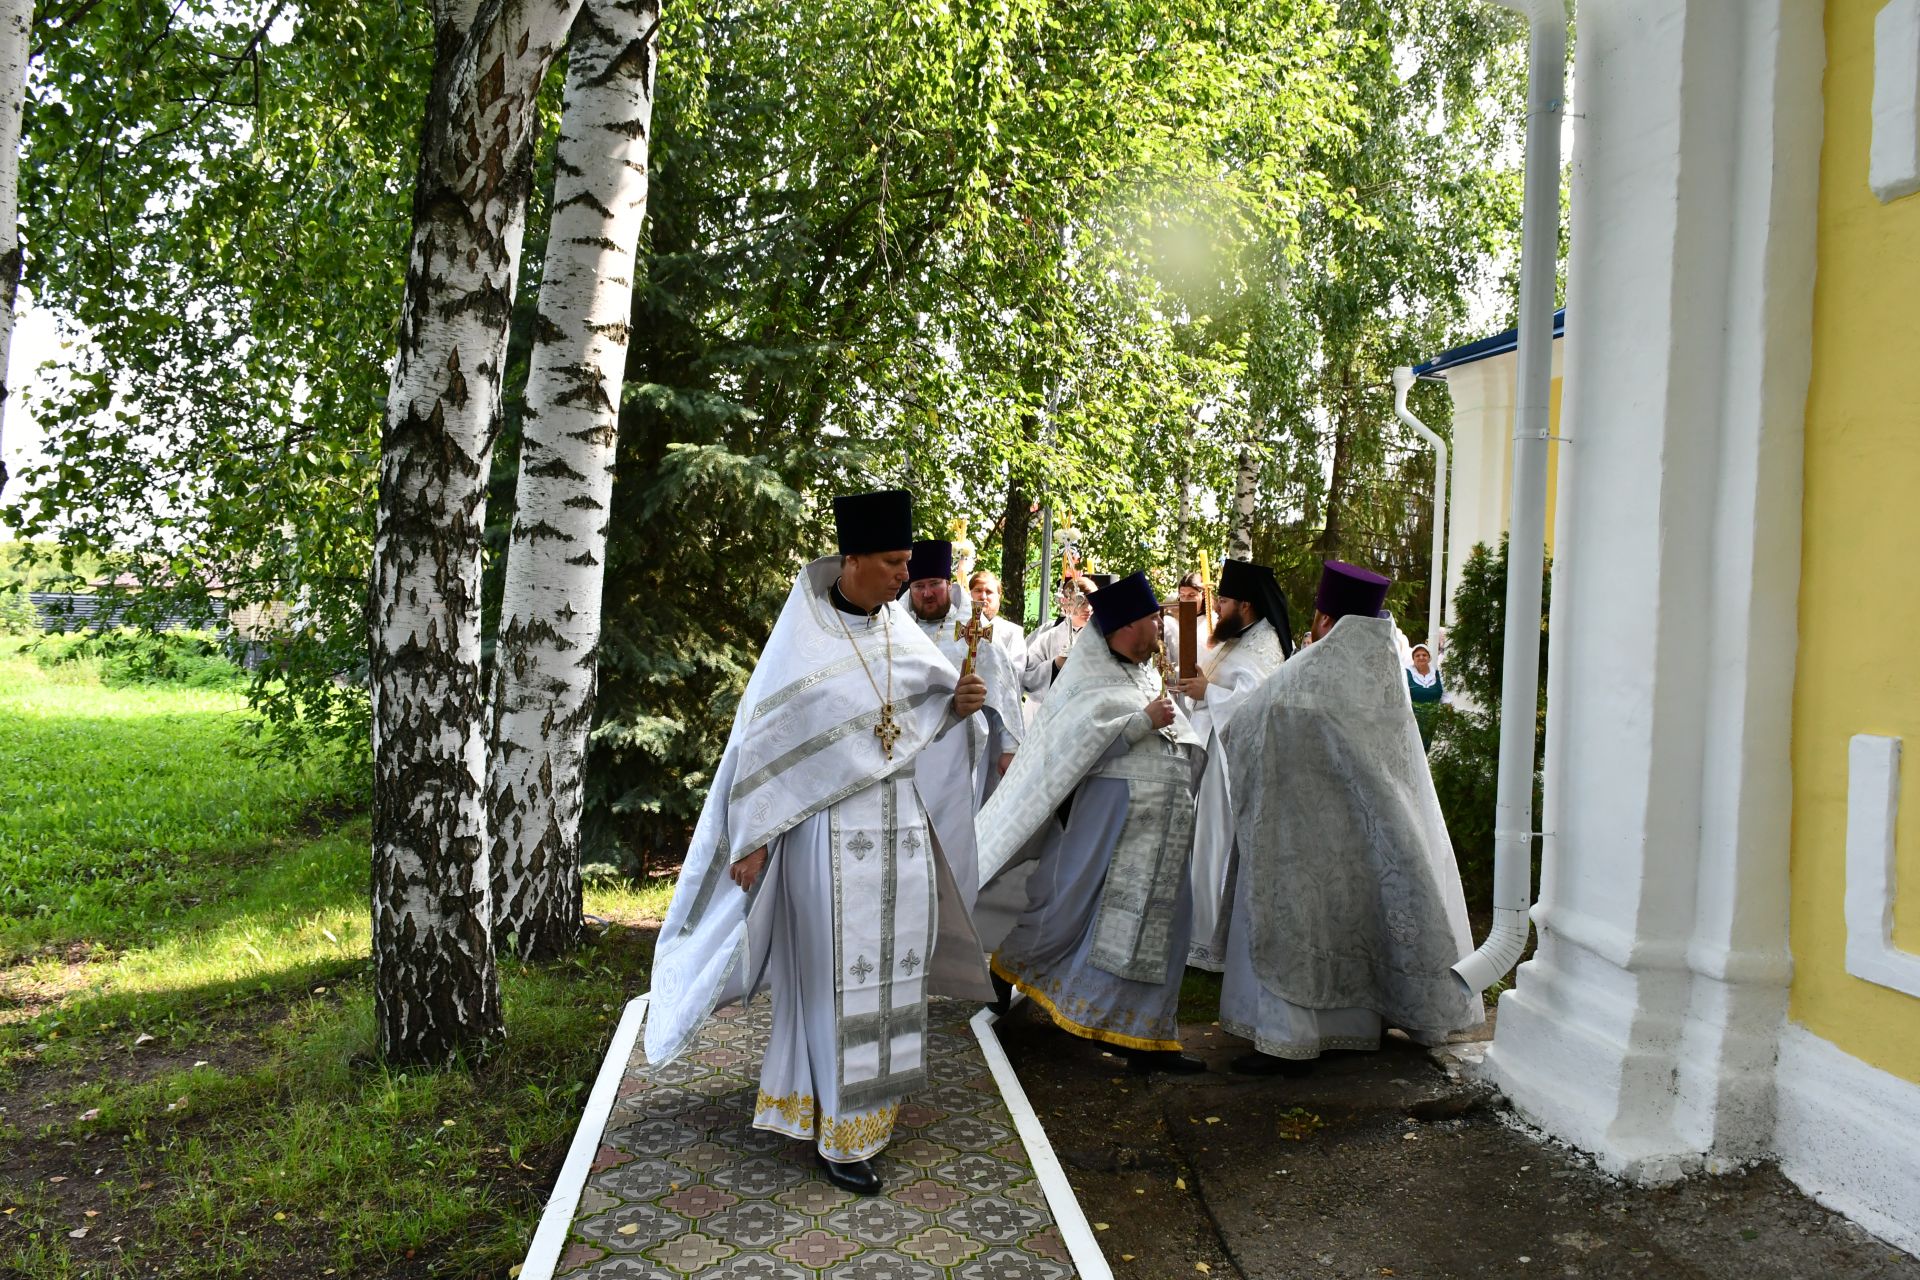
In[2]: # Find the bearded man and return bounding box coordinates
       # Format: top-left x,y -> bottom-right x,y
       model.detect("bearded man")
1175,558 -> 1294,970
976,572 -> 1207,1073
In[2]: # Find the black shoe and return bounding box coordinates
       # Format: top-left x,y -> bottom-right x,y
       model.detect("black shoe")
1229,1050 -> 1315,1077
1125,1048 -> 1207,1074
816,1152 -> 882,1195
989,973 -> 1014,1016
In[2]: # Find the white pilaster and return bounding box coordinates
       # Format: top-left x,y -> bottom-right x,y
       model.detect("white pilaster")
1483,0 -> 1823,1178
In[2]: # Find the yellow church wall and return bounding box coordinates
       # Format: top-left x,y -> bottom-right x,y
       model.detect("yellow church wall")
1492,373 -> 1563,559
1788,0 -> 1920,1084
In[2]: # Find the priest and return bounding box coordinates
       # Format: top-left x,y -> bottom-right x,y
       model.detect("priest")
1175,558 -> 1293,971
643,490 -> 995,1196
905,540 -> 1027,809
977,572 -> 1208,1073
1219,560 -> 1483,1073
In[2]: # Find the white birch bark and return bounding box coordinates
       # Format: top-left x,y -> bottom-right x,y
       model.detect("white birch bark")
0,0 -> 31,498
488,0 -> 660,960
370,0 -> 585,1065
1228,441 -> 1258,560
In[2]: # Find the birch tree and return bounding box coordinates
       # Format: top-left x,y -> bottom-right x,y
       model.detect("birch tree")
489,0 -> 660,961
0,0 -> 29,498
371,0 -> 586,1064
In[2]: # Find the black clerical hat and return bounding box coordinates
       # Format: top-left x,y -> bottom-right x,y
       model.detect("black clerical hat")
1089,571 -> 1160,634
907,539 -> 953,583
834,490 -> 913,555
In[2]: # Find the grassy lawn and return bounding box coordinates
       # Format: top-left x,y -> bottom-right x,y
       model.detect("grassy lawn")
0,640 -> 674,1278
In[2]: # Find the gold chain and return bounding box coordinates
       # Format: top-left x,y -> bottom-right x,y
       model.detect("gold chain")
832,581 -> 897,755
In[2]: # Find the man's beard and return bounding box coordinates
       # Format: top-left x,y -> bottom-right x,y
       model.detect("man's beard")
911,597 -> 950,623
1212,612 -> 1253,643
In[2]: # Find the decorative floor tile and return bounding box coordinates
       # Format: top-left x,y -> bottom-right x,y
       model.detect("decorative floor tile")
659,1183 -> 739,1220
775,1178 -> 858,1216
898,1224 -> 986,1267
822,1195 -> 930,1246
925,1114 -> 1015,1153
1024,1226 -> 1072,1264
691,1255 -> 810,1280
708,1154 -> 805,1197
886,1136 -> 959,1168
890,1177 -> 969,1215
933,1152 -> 1027,1194
597,1157 -> 693,1202
1004,1178 -> 1049,1211
823,1249 -> 945,1280
608,1115 -> 703,1153
773,1226 -> 862,1268
575,1201 -> 687,1252
953,1246 -> 1075,1280
921,1081 -> 991,1116
943,1194 -> 1047,1244
675,1140 -> 738,1175
575,1257 -> 667,1279
707,1200 -> 810,1250
646,1231 -> 737,1274
555,997 -> 1074,1278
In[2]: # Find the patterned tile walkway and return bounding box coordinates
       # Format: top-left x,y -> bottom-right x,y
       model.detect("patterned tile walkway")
549,996 -> 1078,1279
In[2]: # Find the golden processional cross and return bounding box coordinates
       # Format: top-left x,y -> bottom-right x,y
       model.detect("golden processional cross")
952,600 -> 991,677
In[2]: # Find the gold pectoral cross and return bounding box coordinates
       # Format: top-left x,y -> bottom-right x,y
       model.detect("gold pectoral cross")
874,702 -> 902,757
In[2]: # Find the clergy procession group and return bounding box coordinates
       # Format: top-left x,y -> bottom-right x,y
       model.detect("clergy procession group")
644,489 -> 1483,1200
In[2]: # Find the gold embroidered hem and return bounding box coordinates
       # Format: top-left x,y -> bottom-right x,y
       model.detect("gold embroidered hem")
751,1089 -> 899,1161
991,955 -> 1185,1053
819,1102 -> 900,1162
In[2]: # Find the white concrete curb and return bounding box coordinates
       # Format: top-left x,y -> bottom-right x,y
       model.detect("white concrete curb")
970,998 -> 1114,1280
517,993 -> 649,1280
519,992 -> 1112,1280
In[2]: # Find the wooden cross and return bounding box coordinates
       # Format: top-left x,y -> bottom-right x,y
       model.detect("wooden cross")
953,600 -> 991,677
874,702 -> 902,757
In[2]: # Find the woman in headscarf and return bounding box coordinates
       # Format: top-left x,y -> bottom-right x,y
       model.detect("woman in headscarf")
1406,641 -> 1443,750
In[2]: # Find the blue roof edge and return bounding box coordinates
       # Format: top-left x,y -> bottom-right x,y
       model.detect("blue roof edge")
1413,307 -> 1567,378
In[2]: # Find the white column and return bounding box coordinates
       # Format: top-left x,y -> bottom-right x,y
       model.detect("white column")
1483,0 -> 1823,1179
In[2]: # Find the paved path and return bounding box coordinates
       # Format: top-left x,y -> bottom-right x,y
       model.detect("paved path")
545,996 -> 1080,1280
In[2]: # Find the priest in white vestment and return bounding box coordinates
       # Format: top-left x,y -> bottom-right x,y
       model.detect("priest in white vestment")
977,572 -> 1208,1073
1175,558 -> 1293,971
906,541 -> 1025,809
643,490 -> 995,1195
965,568 -> 1027,665
1219,560 -> 1484,1074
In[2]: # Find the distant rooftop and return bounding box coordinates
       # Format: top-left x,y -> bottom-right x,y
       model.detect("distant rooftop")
1414,307 -> 1567,378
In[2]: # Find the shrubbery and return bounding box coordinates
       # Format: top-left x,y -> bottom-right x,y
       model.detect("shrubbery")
1428,536 -> 1549,905
0,589 -> 37,636
31,628 -> 246,689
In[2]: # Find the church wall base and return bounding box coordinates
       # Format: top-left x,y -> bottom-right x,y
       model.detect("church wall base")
1774,1023 -> 1920,1258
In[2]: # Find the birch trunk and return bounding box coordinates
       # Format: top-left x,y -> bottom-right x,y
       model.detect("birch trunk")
1228,441 -> 1257,561
0,0 -> 30,498
489,0 -> 661,961
370,0 -> 583,1065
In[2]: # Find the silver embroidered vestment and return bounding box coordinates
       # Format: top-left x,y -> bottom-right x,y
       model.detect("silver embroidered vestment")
645,558 -> 992,1158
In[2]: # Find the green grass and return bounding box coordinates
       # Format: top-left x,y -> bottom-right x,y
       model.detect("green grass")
0,639 -> 676,1278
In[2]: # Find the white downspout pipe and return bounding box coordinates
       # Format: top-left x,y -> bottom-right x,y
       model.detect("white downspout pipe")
1392,366 -> 1447,648
1452,0 -> 1564,995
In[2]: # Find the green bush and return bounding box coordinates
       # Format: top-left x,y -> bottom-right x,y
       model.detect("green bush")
0,587 -> 38,636
32,628 -> 246,689
1428,535 -> 1549,905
